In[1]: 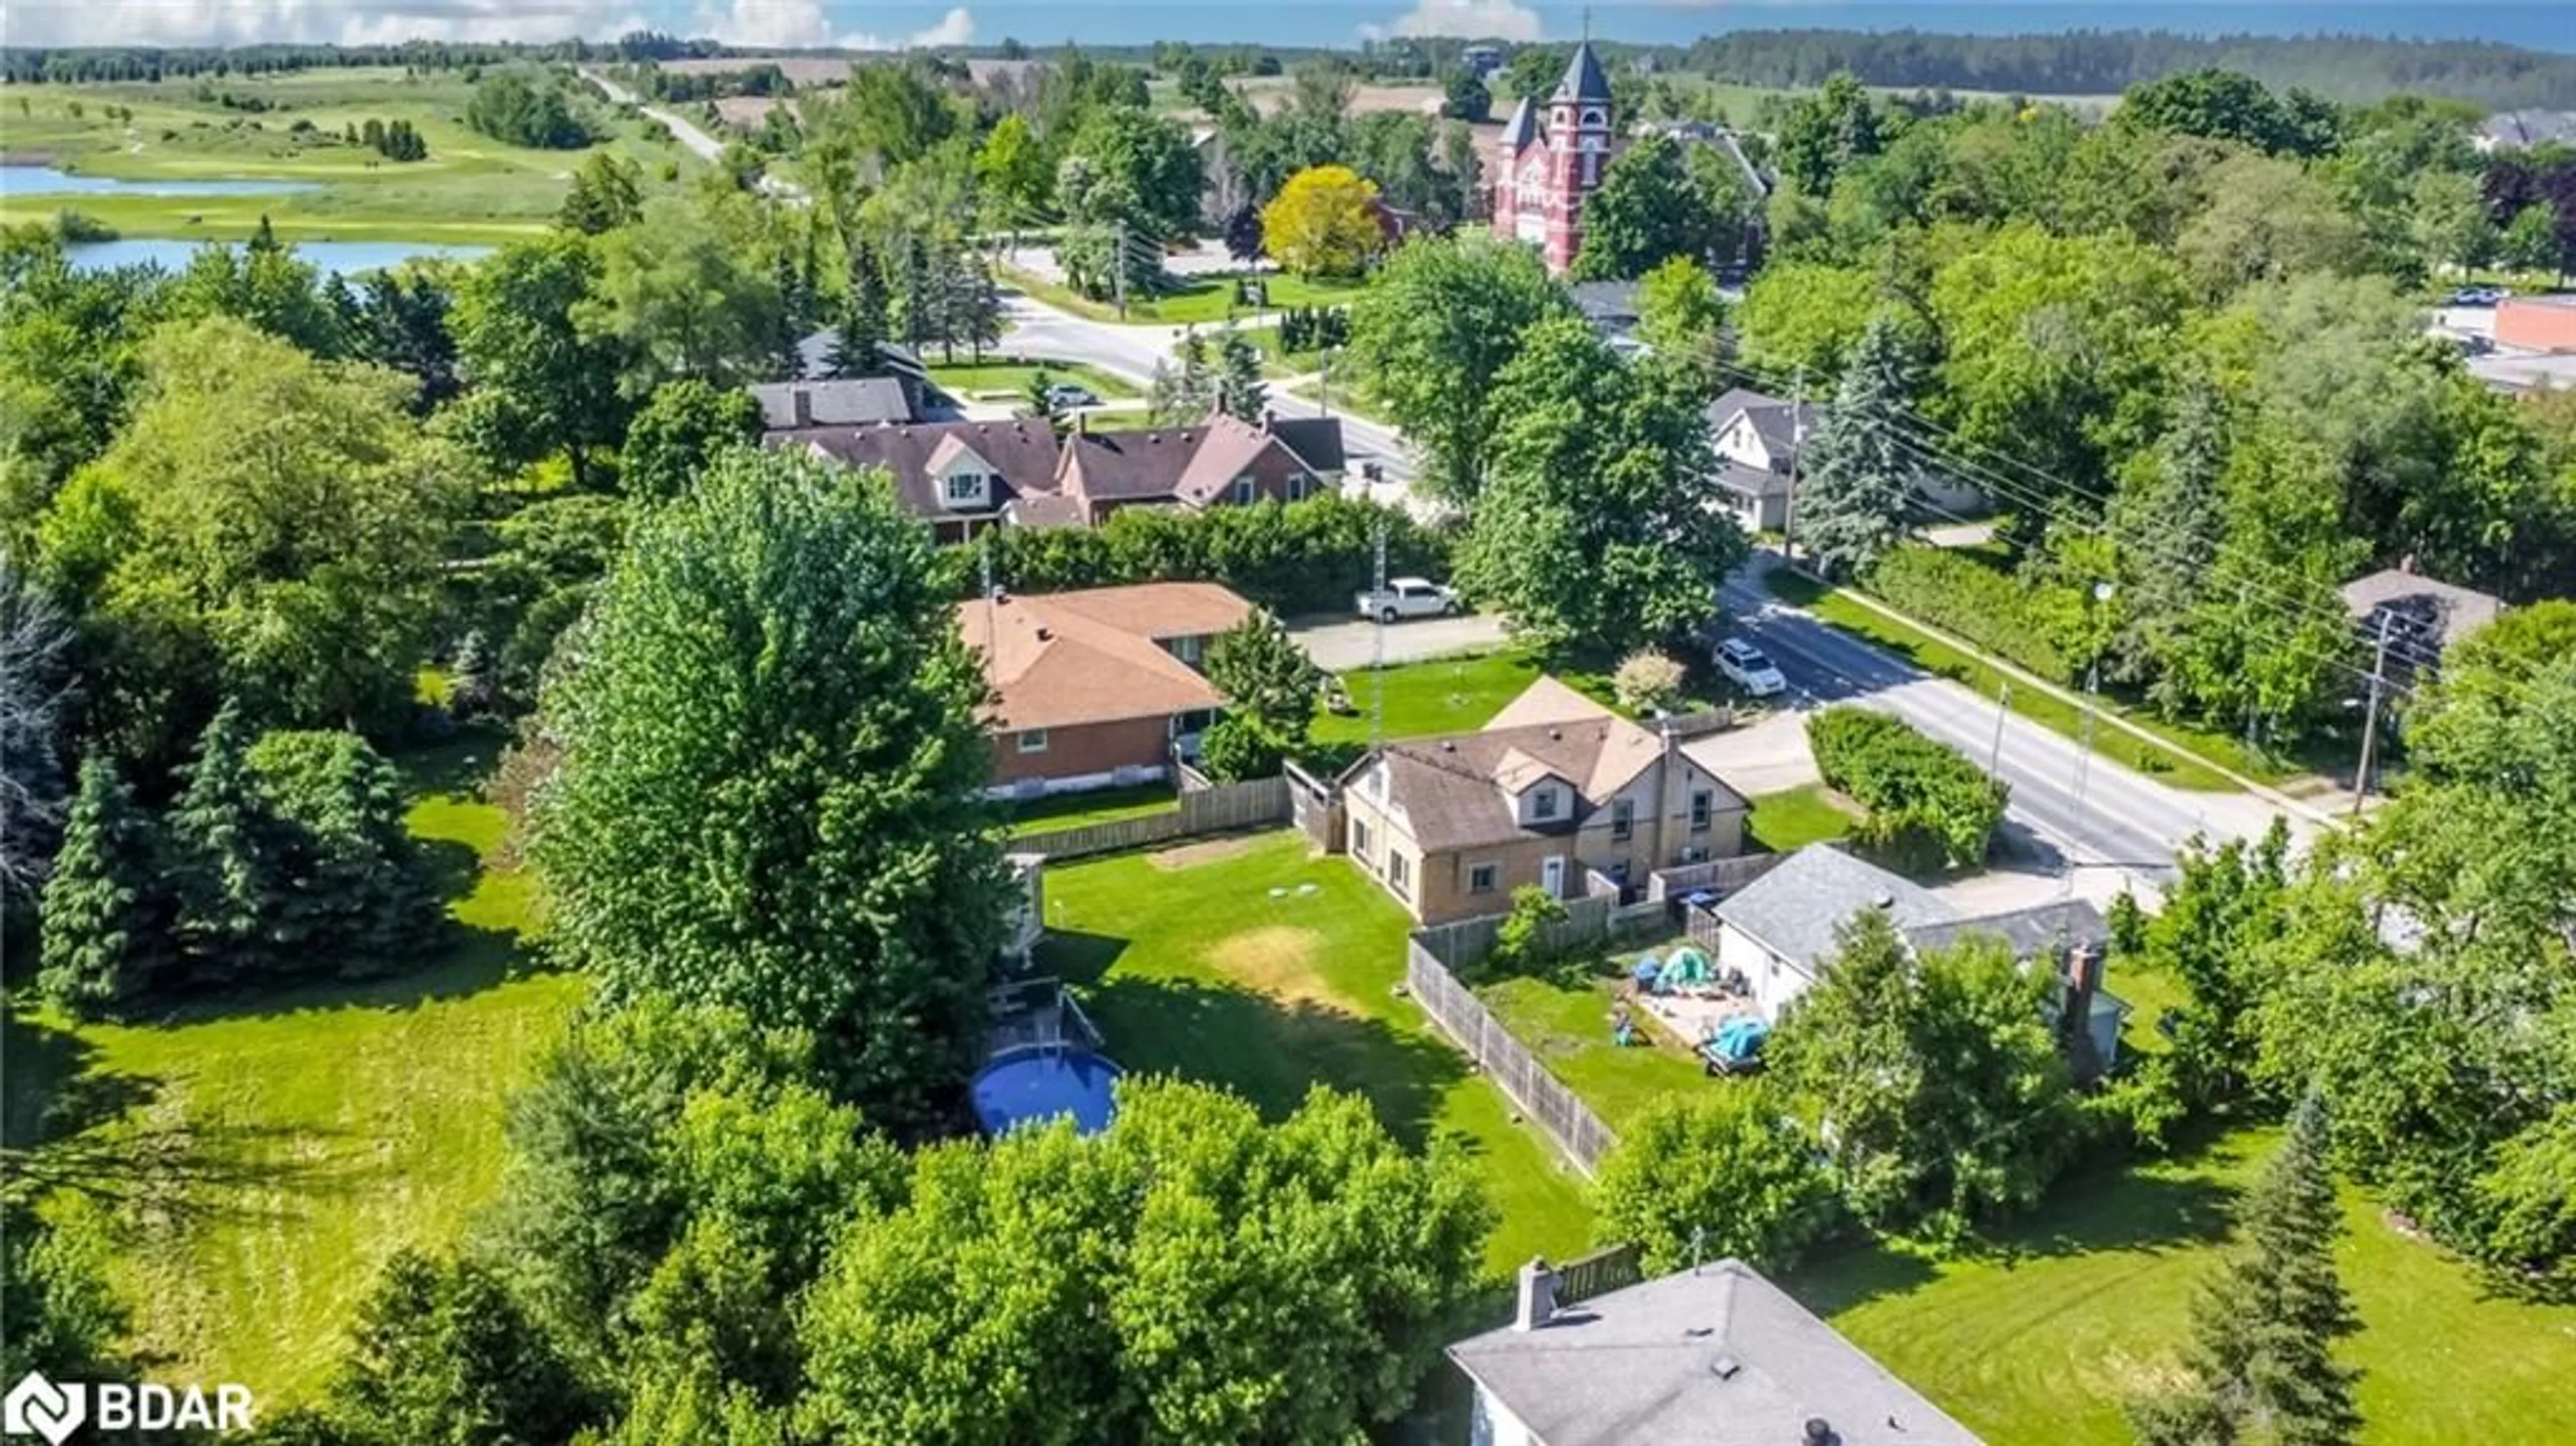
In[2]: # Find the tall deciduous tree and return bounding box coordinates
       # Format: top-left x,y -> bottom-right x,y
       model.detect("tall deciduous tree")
557,150 -> 643,235
1572,135 -> 1720,280
619,380 -> 763,502
578,194 -> 786,397
1768,911 -> 2081,1243
1456,319 -> 1745,651
1633,255 -> 1726,378
37,757 -> 166,1017
37,318 -> 460,761
451,234 -> 632,488
1773,72 -> 1886,195
1205,608 -> 1320,742
1793,311 -> 1921,577
1261,165 -> 1384,280
1346,233 -> 1572,503
1591,1084 -> 1837,1275
796,1080 -> 1491,1446
535,448 -> 1009,1125
2129,1093 -> 2363,1446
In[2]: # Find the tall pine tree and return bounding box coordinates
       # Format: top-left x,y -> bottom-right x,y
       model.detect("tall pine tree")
37,757 -> 168,1018
1216,327 -> 1267,423
826,241 -> 890,379
168,698 -> 282,986
1792,312 -> 1921,579
2131,1091 -> 2363,1446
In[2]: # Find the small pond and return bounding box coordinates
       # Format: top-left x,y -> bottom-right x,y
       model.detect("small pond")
1,163 -> 321,198
62,237 -> 495,276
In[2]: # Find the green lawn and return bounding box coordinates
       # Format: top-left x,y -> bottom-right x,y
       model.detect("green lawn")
1,68 -> 694,243
927,357 -> 1141,402
997,261 -> 1366,327
1761,569 -> 2245,792
1787,1123 -> 2576,1446
1033,832 -> 1595,1270
1746,783 -> 1859,853
1,734 -> 585,1403
1003,783 -> 1179,836
1475,953 -> 1711,1130
1311,650 -> 1546,746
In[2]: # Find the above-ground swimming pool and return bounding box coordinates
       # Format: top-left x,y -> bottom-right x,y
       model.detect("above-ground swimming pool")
970,1045 -> 1122,1137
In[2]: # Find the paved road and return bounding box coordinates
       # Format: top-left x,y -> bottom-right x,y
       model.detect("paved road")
1717,559 -> 2308,889
580,68 -> 806,203
998,292 -> 1426,510
1292,613 -> 1511,673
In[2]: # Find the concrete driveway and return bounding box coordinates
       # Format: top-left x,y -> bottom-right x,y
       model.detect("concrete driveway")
1681,709 -> 1819,798
1291,613 -> 1511,673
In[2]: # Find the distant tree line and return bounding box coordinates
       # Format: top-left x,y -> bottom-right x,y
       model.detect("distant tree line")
465,68 -> 595,150
610,60 -> 790,103
1678,27 -> 2576,109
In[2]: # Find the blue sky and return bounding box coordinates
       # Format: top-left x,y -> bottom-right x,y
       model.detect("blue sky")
11,0 -> 2571,54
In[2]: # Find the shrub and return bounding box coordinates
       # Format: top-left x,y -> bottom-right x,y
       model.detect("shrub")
1199,716 -> 1287,781
1484,886 -> 1569,979
51,209 -> 116,243
1612,649 -> 1686,714
1863,545 -> 2072,683
1806,706 -> 2007,871
1591,1084 -> 1839,1274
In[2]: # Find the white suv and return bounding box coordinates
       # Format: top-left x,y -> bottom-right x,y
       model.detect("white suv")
1714,636 -> 1788,697
1356,577 -> 1460,623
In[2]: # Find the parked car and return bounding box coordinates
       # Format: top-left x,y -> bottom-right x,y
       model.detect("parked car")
1356,577 -> 1460,622
1044,382 -> 1100,408
1713,636 -> 1788,697
2449,286 -> 2504,307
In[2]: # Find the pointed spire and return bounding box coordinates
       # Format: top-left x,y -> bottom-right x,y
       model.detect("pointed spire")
1552,40 -> 1613,107
1499,96 -> 1537,151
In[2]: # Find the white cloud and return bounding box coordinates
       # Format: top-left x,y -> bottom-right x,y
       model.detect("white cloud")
6,0 -> 642,47
688,0 -> 972,50
1360,0 -> 1542,44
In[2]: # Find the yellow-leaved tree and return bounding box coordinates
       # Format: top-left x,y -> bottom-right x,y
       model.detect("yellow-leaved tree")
1260,165 -> 1385,279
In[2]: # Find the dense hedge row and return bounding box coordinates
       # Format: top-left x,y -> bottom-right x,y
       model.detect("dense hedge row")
1807,706 -> 2008,871
1863,545 -> 2072,684
938,493 -> 1450,618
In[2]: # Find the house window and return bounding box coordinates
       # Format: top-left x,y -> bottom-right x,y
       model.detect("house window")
1532,788 -> 1560,822
1468,862 -> 1499,895
1611,798 -> 1635,841
1389,850 -> 1412,899
944,472 -> 983,504
1690,790 -> 1713,832
1169,634 -> 1204,665
1231,476 -> 1256,504
1352,818 -> 1373,859
1287,474 -> 1309,502
1017,728 -> 1049,755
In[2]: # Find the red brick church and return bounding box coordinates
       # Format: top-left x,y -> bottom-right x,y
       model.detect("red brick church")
1490,42 -> 1618,276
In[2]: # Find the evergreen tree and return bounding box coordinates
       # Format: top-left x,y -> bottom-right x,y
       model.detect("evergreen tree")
1224,201 -> 1265,263
248,730 -> 433,971
1150,328 -> 1216,425
957,255 -> 1004,364
37,757 -> 167,1018
2130,1091 -> 2363,1446
168,698 -> 282,985
1216,326 -> 1267,423
1024,367 -> 1065,428
825,241 -> 889,380
1793,312 -> 1920,578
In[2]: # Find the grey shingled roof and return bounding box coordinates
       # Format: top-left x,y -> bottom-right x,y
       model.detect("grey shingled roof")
749,378 -> 914,429
2339,567 -> 2503,668
1267,416 -> 1348,475
1713,844 -> 1953,978
1552,41 -> 1613,105
1499,97 -> 1538,152
1449,1259 -> 1984,1446
1707,386 -> 1825,460
1906,899 -> 2108,960
1715,460 -> 1792,501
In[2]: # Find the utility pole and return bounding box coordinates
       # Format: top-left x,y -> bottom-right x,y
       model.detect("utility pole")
2351,610 -> 2394,818
1112,218 -> 1129,321
1781,364 -> 1804,565
2065,583 -> 2114,893
1369,523 -> 1389,755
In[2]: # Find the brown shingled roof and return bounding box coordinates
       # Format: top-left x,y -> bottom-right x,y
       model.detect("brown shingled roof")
957,583 -> 1255,731
1375,682 -> 1667,852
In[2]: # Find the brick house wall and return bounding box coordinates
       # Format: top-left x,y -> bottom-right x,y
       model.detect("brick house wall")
989,715 -> 1174,786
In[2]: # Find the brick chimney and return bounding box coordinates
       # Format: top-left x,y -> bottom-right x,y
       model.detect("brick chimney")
1513,1258 -> 1558,1331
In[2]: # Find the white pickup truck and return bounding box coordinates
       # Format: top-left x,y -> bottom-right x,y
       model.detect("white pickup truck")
1356,577 -> 1461,623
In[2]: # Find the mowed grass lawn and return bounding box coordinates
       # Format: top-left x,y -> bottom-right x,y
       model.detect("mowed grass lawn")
1,735 -> 584,1403
1311,649 -> 1546,746
1787,1123 -> 2576,1446
1475,950 -> 1711,1130
1,68 -> 694,242
927,357 -> 1140,402
1003,782 -> 1178,836
1034,831 -> 1594,1268
1746,783 -> 1860,853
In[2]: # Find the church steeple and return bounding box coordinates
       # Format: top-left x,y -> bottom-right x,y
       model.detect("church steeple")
1551,40 -> 1613,107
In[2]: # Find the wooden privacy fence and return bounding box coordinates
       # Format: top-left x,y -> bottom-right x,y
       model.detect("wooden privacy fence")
1406,940 -> 1619,1176
1011,776 -> 1291,860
